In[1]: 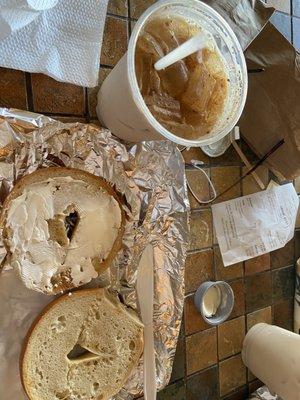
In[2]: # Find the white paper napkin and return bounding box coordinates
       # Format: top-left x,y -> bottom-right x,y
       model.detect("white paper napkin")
0,0 -> 109,87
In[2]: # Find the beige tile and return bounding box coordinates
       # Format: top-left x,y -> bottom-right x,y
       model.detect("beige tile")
31,74 -> 85,115
219,354 -> 246,396
230,280 -> 246,319
130,0 -> 156,19
265,0 -> 290,14
214,246 -> 244,281
0,67 -> 27,110
101,16 -> 128,66
242,165 -> 269,195
108,0 -> 128,16
246,306 -> 272,331
182,147 -> 210,165
185,249 -> 214,294
186,168 -> 211,209
245,253 -> 270,276
184,295 -> 210,335
218,316 -> 246,360
186,328 -> 217,375
211,166 -> 241,203
189,210 -> 212,251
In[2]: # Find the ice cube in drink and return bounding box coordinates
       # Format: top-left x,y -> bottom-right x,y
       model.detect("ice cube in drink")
135,15 -> 229,140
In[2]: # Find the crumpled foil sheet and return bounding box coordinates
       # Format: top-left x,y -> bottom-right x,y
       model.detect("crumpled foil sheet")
0,108 -> 189,399
249,386 -> 282,400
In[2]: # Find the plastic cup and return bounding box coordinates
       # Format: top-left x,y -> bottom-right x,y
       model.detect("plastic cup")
97,0 -> 248,146
242,323 -> 300,400
194,281 -> 234,325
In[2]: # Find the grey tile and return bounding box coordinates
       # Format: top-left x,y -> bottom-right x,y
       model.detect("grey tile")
293,0 -> 300,17
245,272 -> 272,313
296,229 -> 300,260
273,298 -> 294,331
170,338 -> 185,383
292,17 -> 300,51
222,386 -> 248,400
272,265 -> 295,301
271,11 -> 292,41
157,380 -> 186,400
179,318 -> 185,339
186,366 -> 218,400
248,380 -> 264,396
270,239 -> 294,269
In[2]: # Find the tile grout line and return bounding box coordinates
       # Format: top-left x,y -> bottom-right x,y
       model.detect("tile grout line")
84,87 -> 89,122
100,64 -> 114,70
213,236 -> 221,398
242,154 -> 247,374
127,0 -> 132,37
183,316 -> 188,398
290,0 -> 293,46
25,72 -> 34,112
106,12 -> 137,23
37,111 -> 91,118
240,162 -> 248,348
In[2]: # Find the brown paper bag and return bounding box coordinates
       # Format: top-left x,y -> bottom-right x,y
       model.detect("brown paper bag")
240,23 -> 300,180
207,0 -> 299,180
206,0 -> 274,49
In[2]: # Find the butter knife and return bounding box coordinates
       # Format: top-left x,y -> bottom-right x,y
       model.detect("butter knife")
136,244 -> 156,400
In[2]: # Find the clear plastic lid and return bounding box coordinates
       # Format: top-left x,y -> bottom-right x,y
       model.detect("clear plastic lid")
128,0 -> 248,147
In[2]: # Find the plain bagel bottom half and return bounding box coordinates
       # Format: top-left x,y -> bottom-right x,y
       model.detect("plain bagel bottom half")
20,288 -> 144,400
0,167 -> 126,294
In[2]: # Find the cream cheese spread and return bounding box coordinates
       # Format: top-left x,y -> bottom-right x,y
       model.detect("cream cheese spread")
6,176 -> 122,293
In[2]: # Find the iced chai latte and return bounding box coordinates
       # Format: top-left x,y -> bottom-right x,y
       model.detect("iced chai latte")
135,15 -> 229,140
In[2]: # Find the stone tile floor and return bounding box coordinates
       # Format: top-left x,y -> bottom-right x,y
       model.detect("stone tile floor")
0,0 -> 299,399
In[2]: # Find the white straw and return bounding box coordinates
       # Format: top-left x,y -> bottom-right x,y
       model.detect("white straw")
154,32 -> 206,71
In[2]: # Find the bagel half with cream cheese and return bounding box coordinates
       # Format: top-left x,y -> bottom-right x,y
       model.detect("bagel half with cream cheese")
21,288 -> 143,400
0,167 -> 125,294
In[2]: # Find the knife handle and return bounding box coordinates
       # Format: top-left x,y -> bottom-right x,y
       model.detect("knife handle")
144,323 -> 156,400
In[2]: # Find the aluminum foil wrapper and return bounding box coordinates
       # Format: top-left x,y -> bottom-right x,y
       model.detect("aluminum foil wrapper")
249,386 -> 282,400
0,108 -> 189,400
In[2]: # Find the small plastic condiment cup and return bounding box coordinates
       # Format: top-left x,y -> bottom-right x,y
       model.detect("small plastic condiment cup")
194,281 -> 234,326
97,0 -> 248,146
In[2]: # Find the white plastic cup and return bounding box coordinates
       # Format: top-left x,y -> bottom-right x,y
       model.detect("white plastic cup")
242,323 -> 300,400
97,0 -> 248,146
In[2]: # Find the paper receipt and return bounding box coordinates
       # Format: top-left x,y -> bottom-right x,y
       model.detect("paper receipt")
212,183 -> 299,266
